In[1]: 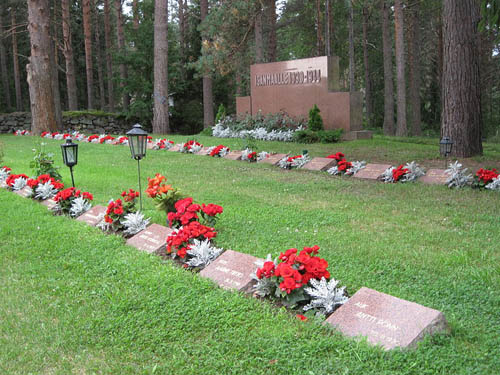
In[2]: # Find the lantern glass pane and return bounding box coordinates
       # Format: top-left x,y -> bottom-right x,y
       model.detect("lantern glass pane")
66,148 -> 75,164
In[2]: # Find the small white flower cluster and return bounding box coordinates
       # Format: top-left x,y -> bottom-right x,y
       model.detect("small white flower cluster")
53,133 -> 64,140
278,154 -> 310,169
444,161 -> 473,188
152,139 -> 174,150
212,123 -> 303,142
206,146 -> 230,157
0,167 -> 10,182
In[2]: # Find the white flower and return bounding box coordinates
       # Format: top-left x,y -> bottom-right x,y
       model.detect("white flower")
303,277 -> 349,314
35,181 -> 58,200
12,177 -> 27,191
121,211 -> 150,236
185,239 -> 223,268
69,196 -> 92,217
445,161 -> 473,188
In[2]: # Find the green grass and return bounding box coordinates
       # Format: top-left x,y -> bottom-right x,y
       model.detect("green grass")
1,134 -> 499,374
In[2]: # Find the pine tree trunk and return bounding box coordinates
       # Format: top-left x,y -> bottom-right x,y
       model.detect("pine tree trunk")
441,0 -> 482,157
11,11 -> 23,111
381,0 -> 395,136
201,0 -> 213,128
348,0 -> 355,91
362,6 -> 372,127
82,0 -> 94,109
104,0 -> 114,112
133,0 -> 140,30
267,0 -> 277,62
254,2 -> 264,63
0,11 -> 12,109
94,15 -> 106,110
325,0 -> 331,56
178,0 -> 185,79
316,0 -> 323,56
152,0 -> 170,134
49,4 -> 62,130
27,0 -> 57,134
408,0 -> 422,136
61,0 -> 78,110
394,0 -> 407,136
115,0 -> 130,111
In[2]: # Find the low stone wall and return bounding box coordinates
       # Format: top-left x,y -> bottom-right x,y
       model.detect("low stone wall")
0,112 -> 138,134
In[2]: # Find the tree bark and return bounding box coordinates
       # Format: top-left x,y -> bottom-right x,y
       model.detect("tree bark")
441,0 -> 482,157
104,0 -> 114,112
394,0 -> 407,136
362,6 -> 373,127
115,0 -> 130,111
316,0 -> 323,56
254,2 -> 264,63
27,0 -> 58,134
348,0 -> 355,91
82,0 -> 94,109
133,0 -> 140,30
325,0 -> 331,56
49,3 -> 62,129
267,0 -> 277,62
178,0 -> 185,79
0,11 -> 12,109
94,12 -> 106,110
408,0 -> 422,136
152,0 -> 170,134
201,0 -> 213,128
61,0 -> 78,110
381,0 -> 395,135
11,10 -> 23,111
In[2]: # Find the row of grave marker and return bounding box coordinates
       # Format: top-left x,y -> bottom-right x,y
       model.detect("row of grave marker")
2,182 -> 449,351
160,144 -> 449,185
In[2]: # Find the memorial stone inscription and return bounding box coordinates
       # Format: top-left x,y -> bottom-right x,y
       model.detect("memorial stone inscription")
76,205 -> 107,226
419,169 -> 448,185
352,164 -> 392,180
325,287 -> 448,350
302,157 -> 337,172
126,223 -> 173,256
200,250 -> 261,292
258,153 -> 288,166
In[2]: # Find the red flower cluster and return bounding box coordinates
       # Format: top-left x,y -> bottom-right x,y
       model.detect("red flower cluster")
155,139 -> 174,149
27,174 -> 64,192
202,203 -> 224,217
337,159 -> 352,173
121,189 -> 140,202
145,173 -> 172,198
5,173 -> 29,187
256,246 -> 330,294
63,134 -> 71,139
87,134 -> 99,142
247,152 -> 257,161
286,155 -> 303,163
327,152 -> 345,161
167,198 -> 224,228
476,168 -> 499,184
41,131 -> 50,138
105,199 -> 125,223
115,136 -> 128,144
1,166 -> 12,172
182,140 -> 202,151
99,135 -> 115,144
209,145 -> 230,157
147,136 -> 153,143
166,221 -> 217,258
54,187 -> 93,202
392,165 -> 409,182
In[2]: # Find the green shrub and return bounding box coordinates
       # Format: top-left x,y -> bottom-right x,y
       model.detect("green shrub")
215,104 -> 227,124
30,143 -> 62,179
317,129 -> 343,143
308,104 -> 324,131
292,130 -> 321,144
198,127 -> 213,136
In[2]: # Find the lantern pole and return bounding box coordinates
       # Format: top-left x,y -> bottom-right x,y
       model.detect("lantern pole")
137,158 -> 142,211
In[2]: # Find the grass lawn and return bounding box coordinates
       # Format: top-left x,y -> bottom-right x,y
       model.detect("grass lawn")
0,134 -> 499,374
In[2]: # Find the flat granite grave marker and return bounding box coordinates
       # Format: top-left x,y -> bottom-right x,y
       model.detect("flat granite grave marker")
76,205 -> 107,226
352,164 -> 392,180
14,186 -> 32,198
126,223 -> 173,256
419,169 -> 448,185
168,144 -> 181,152
40,198 -> 57,210
224,150 -> 242,160
195,147 -> 211,155
258,153 -> 288,166
325,287 -> 448,350
302,157 -> 337,172
199,250 -> 261,292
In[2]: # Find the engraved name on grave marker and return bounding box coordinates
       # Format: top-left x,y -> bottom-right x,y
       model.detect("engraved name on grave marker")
302,157 -> 337,172
352,164 -> 392,180
76,205 -> 107,226
126,223 -> 173,256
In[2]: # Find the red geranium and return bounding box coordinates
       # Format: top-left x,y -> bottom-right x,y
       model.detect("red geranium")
326,152 -> 345,161
392,165 -> 409,182
475,168 -> 499,185
26,174 -> 64,198
6,173 -> 29,187
53,187 -> 93,215
209,145 -> 230,157
166,221 -> 217,258
337,159 -> 353,172
41,131 -> 50,138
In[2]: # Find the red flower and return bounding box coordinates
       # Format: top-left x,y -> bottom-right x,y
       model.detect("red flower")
279,273 -> 302,294
392,165 -> 409,182
274,262 -> 295,279
247,152 -> 257,160
82,192 -> 93,201
278,248 -> 297,263
327,152 -> 345,161
296,314 -> 308,321
41,131 -> 49,138
175,197 -> 193,214
202,203 -> 223,216
337,159 -> 352,172
303,245 -> 320,255
476,168 -> 499,184
256,261 -> 275,279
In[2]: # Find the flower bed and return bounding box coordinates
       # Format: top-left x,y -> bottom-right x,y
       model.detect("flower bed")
207,145 -> 230,157
53,187 -> 93,217
26,174 -> 64,200
380,161 -> 425,183
278,154 -> 310,169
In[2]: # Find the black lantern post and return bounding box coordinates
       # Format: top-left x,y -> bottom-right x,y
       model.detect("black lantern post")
61,138 -> 78,187
126,123 -> 148,211
440,136 -> 453,168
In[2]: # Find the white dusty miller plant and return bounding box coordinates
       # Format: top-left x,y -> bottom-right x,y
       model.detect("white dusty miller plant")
278,154 -> 310,169
485,176 -> 500,191
212,123 -> 303,142
445,161 -> 473,188
185,238 -> 223,269
0,167 -> 10,182
251,254 -> 277,297
69,196 -> 92,218
402,161 -> 426,182
303,277 -> 349,314
257,151 -> 270,162
121,211 -> 150,236
346,161 -> 366,176
12,177 -> 27,191
241,148 -> 254,161
34,181 -> 59,200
